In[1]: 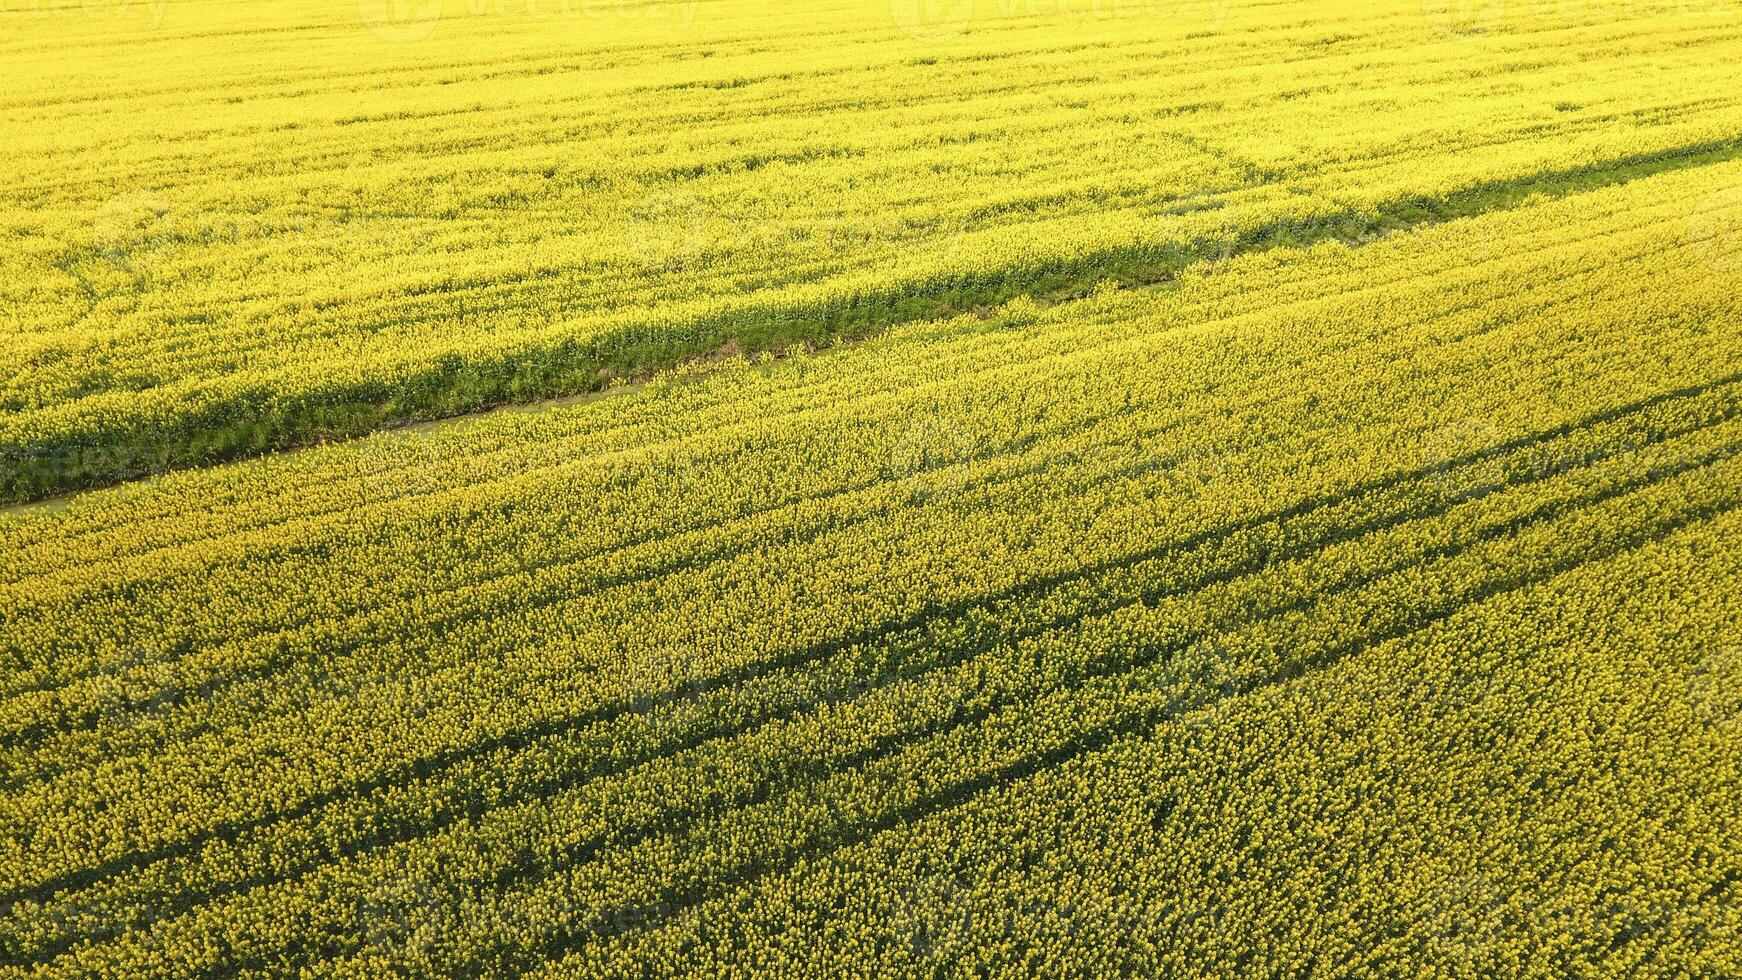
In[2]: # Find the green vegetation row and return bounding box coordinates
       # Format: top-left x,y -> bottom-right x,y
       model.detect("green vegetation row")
5,0 -> 1742,500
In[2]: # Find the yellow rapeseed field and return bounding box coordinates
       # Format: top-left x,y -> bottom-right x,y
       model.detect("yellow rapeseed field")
1,0 -> 1740,976
3,0 -> 1742,497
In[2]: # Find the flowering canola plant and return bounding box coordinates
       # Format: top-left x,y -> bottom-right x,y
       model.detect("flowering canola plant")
0,122 -> 1740,976
3,0 -> 1742,498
